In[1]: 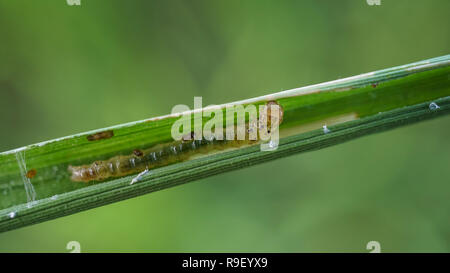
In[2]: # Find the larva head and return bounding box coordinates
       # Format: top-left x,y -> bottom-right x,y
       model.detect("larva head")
265,100 -> 284,127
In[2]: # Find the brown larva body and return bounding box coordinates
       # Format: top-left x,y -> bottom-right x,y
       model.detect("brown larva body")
69,137 -> 253,182
69,101 -> 283,182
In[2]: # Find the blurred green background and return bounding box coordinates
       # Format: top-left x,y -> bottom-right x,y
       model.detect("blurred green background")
0,0 -> 449,252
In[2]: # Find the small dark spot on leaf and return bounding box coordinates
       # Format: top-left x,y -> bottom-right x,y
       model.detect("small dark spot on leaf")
371,83 -> 378,88
133,149 -> 144,157
87,130 -> 114,141
26,169 -> 37,179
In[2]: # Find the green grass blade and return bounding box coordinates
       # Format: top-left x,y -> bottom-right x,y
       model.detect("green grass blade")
0,55 -> 449,232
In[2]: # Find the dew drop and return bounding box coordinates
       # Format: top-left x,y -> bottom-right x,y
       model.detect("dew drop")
8,212 -> 16,219
51,195 -> 59,200
323,125 -> 331,134
429,102 -> 440,111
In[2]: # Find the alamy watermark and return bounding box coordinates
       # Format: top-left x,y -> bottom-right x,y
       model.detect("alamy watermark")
66,241 -> 81,253
366,241 -> 381,253
366,0 -> 381,6
170,97 -> 283,151
66,0 -> 81,5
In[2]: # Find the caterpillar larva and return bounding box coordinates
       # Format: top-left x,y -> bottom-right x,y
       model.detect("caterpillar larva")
68,101 -> 283,182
